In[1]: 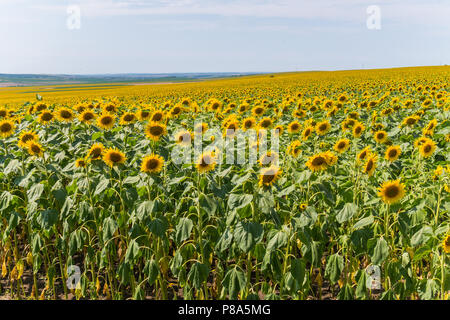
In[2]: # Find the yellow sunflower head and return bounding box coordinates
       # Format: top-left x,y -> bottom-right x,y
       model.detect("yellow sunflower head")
377,180 -> 406,204
0,119 -> 15,138
96,113 -> 116,130
374,130 -> 388,144
315,120 -> 331,135
103,148 -> 126,167
38,111 -> 54,124
419,140 -> 436,158
306,153 -> 329,172
18,130 -> 38,148
141,154 -> 164,174
119,112 -> 137,125
443,234 -> 450,254
333,138 -> 350,154
288,121 -> 302,134
175,130 -> 192,146
55,107 -> 75,122
259,165 -> 282,187
87,143 -> 105,160
27,141 -> 44,157
196,152 -> 216,173
79,110 -> 96,123
145,121 -> 167,141
385,145 -> 401,162
363,154 -> 377,176
75,158 -> 88,168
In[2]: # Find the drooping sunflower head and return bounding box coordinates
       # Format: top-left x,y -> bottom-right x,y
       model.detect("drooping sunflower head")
259,165 -> 282,187
274,125 -> 284,136
103,148 -> 126,167
55,107 -> 74,122
363,154 -> 377,176
175,130 -> 192,146
419,139 -> 436,158
79,110 -> 96,123
288,140 -> 302,157
401,115 -> 420,127
302,126 -> 314,141
0,119 -> 15,138
75,158 -> 88,168
87,143 -> 104,160
385,145 -> 401,162
27,141 -> 44,157
141,154 -> 164,174
356,146 -> 370,162
377,180 -> 406,204
288,120 -> 301,134
196,152 -> 216,173
443,235 -> 450,254
333,138 -> 350,153
145,121 -> 167,141
96,113 -> 116,130
315,120 -> 331,135
374,130 -> 388,144
18,130 -> 38,148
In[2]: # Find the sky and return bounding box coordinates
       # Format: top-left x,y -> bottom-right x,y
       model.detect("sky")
1,0 -> 449,74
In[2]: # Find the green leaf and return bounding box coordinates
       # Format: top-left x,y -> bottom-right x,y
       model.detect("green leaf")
353,215 -> 374,230
336,203 -> 358,224
125,239 -> 141,263
187,262 -> 209,290
233,221 -> 263,253
290,258 -> 306,288
94,178 -> 109,196
27,183 -> 44,202
102,217 -> 118,243
325,253 -> 344,283
370,237 -> 389,265
227,194 -> 253,211
175,218 -> 193,244
410,226 -> 433,247
146,259 -> 159,286
223,267 -> 246,300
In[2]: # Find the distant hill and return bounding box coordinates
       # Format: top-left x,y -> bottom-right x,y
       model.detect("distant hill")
0,72 -> 260,87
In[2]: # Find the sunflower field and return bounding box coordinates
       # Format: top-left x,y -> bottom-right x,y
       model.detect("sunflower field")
0,66 -> 449,300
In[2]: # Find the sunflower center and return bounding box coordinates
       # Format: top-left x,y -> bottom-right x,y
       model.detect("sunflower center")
109,152 -> 122,163
312,156 -> 326,166
101,116 -> 113,125
146,159 -> 159,170
385,185 -> 399,198
61,110 -> 72,119
423,144 -> 431,153
150,126 -> 163,136
21,134 -> 34,142
0,123 -> 12,132
41,112 -> 53,121
83,113 -> 94,120
152,113 -> 163,121
388,149 -> 398,158
31,144 -> 41,153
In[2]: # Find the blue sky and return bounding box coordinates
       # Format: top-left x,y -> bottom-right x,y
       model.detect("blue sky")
1,0 -> 449,74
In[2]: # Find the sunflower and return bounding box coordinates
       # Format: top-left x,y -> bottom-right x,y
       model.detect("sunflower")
96,113 -> 116,130
150,110 -> 164,122
27,141 -> 44,157
377,180 -> 406,204
287,140 -> 302,157
288,120 -> 301,134
306,153 -> 329,172
259,151 -> 279,166
242,117 -> 256,131
194,122 -> 208,135
414,136 -> 431,149
333,138 -> 350,153
352,122 -> 365,138
401,115 -> 420,127
79,110 -> 96,123
251,105 -> 265,117
18,130 -> 38,148
75,158 -> 88,168
362,152 -> 377,175
119,112 -> 137,125
419,139 -> 436,158
0,108 -> 9,118
196,152 -> 216,173
323,151 -> 338,166
259,165 -> 282,187
37,111 -> 54,124
299,203 -> 308,210
175,130 -> 192,146
145,121 -> 167,141
274,125 -> 284,136
141,154 -> 164,174
258,117 -> 273,129
385,145 -> 401,162
0,119 -> 15,138
55,107 -> 75,122
356,146 -> 371,162
87,143 -> 104,160
374,130 -> 388,144
301,126 -> 314,141
315,120 -> 331,135
137,109 -> 151,121
103,148 -> 126,167
443,235 -> 450,254
422,119 -> 437,136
